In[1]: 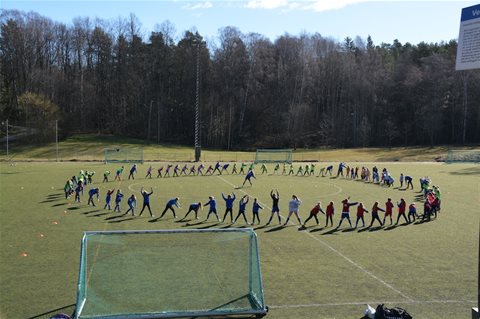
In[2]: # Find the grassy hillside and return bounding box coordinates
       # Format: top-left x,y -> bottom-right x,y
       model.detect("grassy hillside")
2,134 -> 478,162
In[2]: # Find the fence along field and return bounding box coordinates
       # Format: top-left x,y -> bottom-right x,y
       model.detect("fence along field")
0,157 -> 478,318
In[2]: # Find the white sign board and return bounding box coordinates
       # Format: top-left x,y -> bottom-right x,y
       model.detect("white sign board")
456,4 -> 480,70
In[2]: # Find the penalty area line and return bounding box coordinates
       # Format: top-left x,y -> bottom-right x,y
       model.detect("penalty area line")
216,175 -> 415,303
269,299 -> 475,309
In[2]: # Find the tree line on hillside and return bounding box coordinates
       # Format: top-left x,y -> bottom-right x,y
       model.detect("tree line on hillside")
1,9 -> 479,149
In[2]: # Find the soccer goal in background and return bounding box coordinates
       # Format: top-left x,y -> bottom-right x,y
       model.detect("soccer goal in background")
104,148 -> 144,164
254,149 -> 293,164
446,149 -> 480,163
73,229 -> 267,319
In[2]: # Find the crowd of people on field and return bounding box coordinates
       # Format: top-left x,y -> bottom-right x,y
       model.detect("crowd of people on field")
62,162 -> 442,229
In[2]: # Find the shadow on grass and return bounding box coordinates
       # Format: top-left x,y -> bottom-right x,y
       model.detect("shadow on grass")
341,227 -> 356,233
357,227 -> 370,233
47,193 -> 64,197
321,228 -> 340,235
195,222 -> 220,229
384,225 -> 398,231
26,303 -> 75,319
368,226 -> 383,232
184,221 -> 204,227
310,226 -> 325,233
40,199 -> 59,203
108,217 -> 135,223
52,203 -> 67,207
105,215 -> 124,221
265,225 -> 286,233
82,209 -> 100,214
67,206 -> 80,211
254,225 -> 268,231
88,212 -> 109,217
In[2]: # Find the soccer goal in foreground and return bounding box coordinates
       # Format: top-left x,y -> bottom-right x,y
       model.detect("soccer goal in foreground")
254,149 -> 293,164
73,229 -> 267,319
104,148 -> 144,164
446,149 -> 480,163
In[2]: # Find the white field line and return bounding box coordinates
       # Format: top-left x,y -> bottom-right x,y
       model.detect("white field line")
269,299 -> 475,309
216,175 -> 415,303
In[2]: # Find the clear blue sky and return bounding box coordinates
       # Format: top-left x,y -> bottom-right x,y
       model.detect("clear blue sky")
2,0 -> 478,45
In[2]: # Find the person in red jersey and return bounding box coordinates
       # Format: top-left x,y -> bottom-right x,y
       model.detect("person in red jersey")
354,202 -> 369,228
395,198 -> 408,225
325,201 -> 335,227
336,197 -> 358,229
302,202 -> 325,228
382,198 -> 394,226
369,201 -> 384,227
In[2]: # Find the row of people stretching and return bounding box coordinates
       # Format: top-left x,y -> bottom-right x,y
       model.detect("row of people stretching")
72,185 -> 441,229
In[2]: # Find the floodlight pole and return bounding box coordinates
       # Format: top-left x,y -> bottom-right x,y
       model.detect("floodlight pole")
194,40 -> 201,162
5,119 -> 9,157
55,119 -> 59,162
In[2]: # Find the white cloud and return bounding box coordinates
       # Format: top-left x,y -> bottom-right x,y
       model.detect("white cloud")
245,0 -> 289,10
182,1 -> 213,10
304,0 -> 368,12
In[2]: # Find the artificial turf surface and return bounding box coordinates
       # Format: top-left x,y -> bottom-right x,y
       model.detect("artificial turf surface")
0,161 -> 478,318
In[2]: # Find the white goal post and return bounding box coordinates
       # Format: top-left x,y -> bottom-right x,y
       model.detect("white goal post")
254,149 -> 293,164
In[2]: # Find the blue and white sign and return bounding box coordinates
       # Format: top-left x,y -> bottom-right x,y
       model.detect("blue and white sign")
456,4 -> 480,70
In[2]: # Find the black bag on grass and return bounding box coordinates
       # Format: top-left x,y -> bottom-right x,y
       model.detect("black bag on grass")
374,304 -> 412,319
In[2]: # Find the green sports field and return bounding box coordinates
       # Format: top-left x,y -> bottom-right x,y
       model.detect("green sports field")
0,160 -> 478,318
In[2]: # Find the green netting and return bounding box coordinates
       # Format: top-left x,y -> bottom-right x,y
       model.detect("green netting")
446,149 -> 480,163
254,149 -> 292,164
74,229 -> 267,319
104,148 -> 144,164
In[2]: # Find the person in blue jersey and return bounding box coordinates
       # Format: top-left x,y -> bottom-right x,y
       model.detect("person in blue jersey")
87,187 -> 100,206
173,164 -> 180,177
104,189 -> 115,210
128,164 -> 137,180
138,187 -> 154,217
114,189 -> 124,213
145,166 -> 153,179
180,164 -> 188,176
221,192 -> 236,223
233,195 -> 249,224
74,181 -> 82,203
180,202 -> 203,220
220,163 -> 230,174
156,166 -> 164,178
325,165 -> 333,176
204,196 -> 220,222
197,164 -> 205,176
164,164 -> 173,177
405,175 -> 414,189
241,169 -> 256,187
251,198 -> 263,225
336,162 -> 346,177
265,189 -> 281,226
124,194 -> 137,216
159,197 -> 181,218
213,161 -> 222,175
